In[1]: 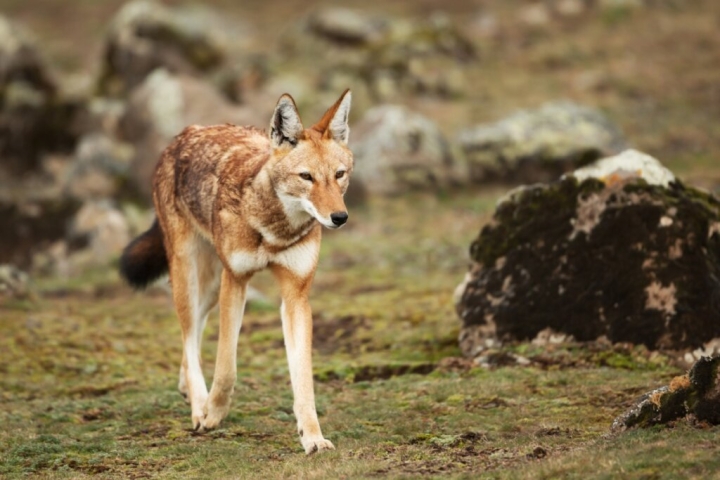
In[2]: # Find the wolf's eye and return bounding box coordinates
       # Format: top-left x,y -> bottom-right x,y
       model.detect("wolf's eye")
299,172 -> 313,182
335,170 -> 346,179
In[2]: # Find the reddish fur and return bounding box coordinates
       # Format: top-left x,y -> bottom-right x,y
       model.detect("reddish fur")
119,91 -> 353,454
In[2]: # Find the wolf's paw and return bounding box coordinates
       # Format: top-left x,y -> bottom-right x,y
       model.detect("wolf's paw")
200,399 -> 230,431
202,405 -> 230,430
192,411 -> 207,432
302,437 -> 335,455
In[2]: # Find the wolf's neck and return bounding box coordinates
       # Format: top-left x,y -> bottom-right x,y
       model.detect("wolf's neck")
247,173 -> 316,247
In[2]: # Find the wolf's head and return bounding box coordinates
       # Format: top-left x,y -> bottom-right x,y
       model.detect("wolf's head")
267,90 -> 353,229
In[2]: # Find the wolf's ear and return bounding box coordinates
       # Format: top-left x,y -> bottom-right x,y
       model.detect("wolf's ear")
313,89 -> 352,145
269,94 -> 304,148
329,89 -> 351,144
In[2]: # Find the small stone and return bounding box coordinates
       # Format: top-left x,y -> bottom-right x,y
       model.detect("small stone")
556,0 -> 586,17
0,264 -> 31,299
518,4 -> 552,28
308,8 -> 388,45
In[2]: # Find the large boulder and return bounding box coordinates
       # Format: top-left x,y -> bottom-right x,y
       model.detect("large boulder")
457,102 -> 627,184
119,69 -> 254,202
349,105 -> 463,199
0,15 -> 82,176
455,150 -> 720,358
97,0 -> 249,97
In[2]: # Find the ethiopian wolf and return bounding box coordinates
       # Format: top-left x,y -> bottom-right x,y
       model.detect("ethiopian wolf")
119,90 -> 353,454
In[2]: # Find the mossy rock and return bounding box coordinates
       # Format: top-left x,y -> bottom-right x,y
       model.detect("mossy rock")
612,355 -> 720,431
97,1 -> 226,97
0,194 -> 81,268
281,10 -> 476,100
457,102 -> 627,184
0,15 -> 81,174
456,151 -> 720,355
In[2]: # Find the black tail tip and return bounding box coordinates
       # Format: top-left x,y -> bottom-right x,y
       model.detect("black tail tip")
119,220 -> 168,289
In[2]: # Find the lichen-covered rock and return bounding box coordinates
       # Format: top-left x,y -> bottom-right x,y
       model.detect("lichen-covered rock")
61,133 -> 134,200
119,69 -> 254,202
97,0 -> 241,97
282,10 -> 476,99
68,200 -> 131,264
349,105 -> 462,198
0,15 -> 81,175
457,102 -> 627,184
612,355 -> 720,431
308,7 -> 389,45
455,150 -> 720,357
0,188 -> 81,268
0,264 -> 31,299
570,149 -> 675,187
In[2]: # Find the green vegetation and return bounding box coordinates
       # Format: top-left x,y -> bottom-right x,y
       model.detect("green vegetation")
2,192 -> 718,479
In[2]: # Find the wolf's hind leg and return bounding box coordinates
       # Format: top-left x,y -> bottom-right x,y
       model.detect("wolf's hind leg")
202,269 -> 248,430
177,243 -> 221,403
171,237 -> 221,431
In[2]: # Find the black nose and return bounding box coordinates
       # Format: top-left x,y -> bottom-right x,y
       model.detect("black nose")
330,212 -> 348,226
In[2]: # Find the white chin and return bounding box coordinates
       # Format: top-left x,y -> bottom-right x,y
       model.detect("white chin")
318,220 -> 339,229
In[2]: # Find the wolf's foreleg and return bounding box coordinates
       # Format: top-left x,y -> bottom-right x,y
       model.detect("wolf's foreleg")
274,265 -> 334,454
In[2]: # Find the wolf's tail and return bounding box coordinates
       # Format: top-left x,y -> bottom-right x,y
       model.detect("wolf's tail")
119,219 -> 169,289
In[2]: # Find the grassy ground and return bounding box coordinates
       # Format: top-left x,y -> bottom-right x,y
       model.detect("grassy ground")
2,0 -> 720,478
2,191 -> 719,479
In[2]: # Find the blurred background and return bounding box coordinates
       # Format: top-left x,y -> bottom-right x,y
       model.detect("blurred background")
1,0 -> 718,279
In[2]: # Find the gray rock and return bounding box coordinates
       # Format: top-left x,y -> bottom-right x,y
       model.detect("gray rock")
455,151 -> 720,356
458,101 -> 627,184
69,200 -> 131,264
62,133 -> 134,200
308,7 -> 389,45
349,105 -> 462,198
555,0 -> 586,17
97,0 -> 246,97
0,264 -> 31,299
517,3 -> 553,28
119,69 -> 254,202
282,11 -> 476,99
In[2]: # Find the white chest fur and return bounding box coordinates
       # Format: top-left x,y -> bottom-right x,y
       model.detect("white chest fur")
228,239 -> 319,278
